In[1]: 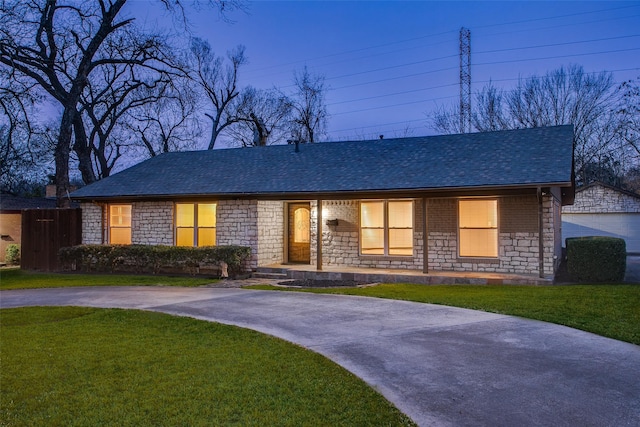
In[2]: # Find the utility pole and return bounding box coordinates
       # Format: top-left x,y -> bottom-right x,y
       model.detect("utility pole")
459,27 -> 471,133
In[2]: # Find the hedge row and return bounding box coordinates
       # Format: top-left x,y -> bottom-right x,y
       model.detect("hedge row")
566,236 -> 626,283
58,244 -> 251,277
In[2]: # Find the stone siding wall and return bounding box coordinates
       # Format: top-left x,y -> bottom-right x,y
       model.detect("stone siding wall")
80,192 -> 561,277
257,201 -> 284,266
217,200 -> 259,269
316,200 -> 423,270
425,195 -> 548,276
563,184 -> 640,213
131,201 -> 173,245
81,202 -> 103,244
313,195 -> 557,277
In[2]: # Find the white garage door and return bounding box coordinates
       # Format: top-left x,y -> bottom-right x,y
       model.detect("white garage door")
562,213 -> 640,253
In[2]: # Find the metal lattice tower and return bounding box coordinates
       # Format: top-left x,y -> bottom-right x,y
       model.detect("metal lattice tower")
459,27 -> 471,133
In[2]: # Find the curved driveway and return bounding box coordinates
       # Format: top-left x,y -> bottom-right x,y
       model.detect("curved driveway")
2,286 -> 639,426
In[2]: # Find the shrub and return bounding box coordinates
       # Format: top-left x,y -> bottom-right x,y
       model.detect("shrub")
59,244 -> 251,277
5,244 -> 20,265
566,236 -> 626,282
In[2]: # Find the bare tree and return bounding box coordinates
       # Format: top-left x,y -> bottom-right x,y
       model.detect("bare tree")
0,67 -> 53,194
190,38 -> 246,149
126,79 -> 201,158
228,87 -> 292,147
0,0 -> 236,206
617,78 -> 640,157
429,65 -> 628,187
288,66 -> 328,143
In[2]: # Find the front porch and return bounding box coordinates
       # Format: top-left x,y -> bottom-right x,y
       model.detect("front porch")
253,264 -> 553,286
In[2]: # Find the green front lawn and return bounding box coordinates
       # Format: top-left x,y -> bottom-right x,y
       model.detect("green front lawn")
0,307 -> 414,426
0,268 -> 215,290
248,283 -> 640,345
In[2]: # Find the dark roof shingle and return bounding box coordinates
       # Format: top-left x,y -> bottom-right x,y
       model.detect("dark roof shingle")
0,194 -> 59,211
71,125 -> 574,200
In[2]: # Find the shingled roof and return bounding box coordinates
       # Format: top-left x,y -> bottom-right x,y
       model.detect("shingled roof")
71,125 -> 574,200
0,194 -> 59,211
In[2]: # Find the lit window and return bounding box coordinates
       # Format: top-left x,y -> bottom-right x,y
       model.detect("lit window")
459,200 -> 498,257
175,203 -> 216,247
109,205 -> 131,244
361,200 -> 413,256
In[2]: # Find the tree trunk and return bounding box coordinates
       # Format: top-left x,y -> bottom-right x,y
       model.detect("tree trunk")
55,108 -> 75,208
206,113 -> 220,150
73,115 -> 97,184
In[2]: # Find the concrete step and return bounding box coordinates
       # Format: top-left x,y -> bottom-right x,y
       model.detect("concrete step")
251,271 -> 289,280
255,266 -> 289,274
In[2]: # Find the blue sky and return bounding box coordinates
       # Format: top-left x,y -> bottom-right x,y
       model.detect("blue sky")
125,0 -> 640,144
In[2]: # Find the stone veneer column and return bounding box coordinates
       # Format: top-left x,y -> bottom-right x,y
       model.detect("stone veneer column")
81,202 -> 104,244
216,200 -> 259,270
257,201 -> 284,266
542,194 -> 561,276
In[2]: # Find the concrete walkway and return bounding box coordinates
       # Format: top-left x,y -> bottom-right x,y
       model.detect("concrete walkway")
1,287 -> 639,427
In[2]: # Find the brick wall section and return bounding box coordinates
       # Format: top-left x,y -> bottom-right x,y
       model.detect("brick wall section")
563,183 -> 640,213
132,201 -> 173,245
217,200 -> 259,269
81,202 -> 103,244
257,201 -> 284,266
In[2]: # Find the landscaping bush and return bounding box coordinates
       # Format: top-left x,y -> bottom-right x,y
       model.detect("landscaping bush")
566,236 -> 626,282
5,244 -> 20,265
59,244 -> 251,277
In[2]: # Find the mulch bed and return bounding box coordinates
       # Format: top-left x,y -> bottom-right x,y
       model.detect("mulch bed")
278,279 -> 371,288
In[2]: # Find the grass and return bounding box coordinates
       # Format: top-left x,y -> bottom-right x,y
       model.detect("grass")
247,283 -> 640,345
0,268 -> 215,290
0,307 -> 415,427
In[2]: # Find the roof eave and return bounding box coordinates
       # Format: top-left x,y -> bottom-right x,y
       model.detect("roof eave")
72,181 -> 573,203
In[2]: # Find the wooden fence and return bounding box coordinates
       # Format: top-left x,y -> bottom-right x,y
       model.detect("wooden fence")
21,208 -> 82,271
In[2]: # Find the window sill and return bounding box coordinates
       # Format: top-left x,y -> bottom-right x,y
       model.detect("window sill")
456,257 -> 500,264
359,255 -> 414,261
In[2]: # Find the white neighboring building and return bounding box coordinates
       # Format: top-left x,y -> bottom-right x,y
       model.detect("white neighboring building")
562,182 -> 640,254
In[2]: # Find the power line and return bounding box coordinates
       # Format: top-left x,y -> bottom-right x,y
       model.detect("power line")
242,4 -> 639,78
328,72 -> 639,136
475,47 -> 640,68
289,35 -> 640,93
475,34 -> 640,56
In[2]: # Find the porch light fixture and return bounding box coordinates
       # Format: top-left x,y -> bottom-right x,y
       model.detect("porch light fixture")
326,219 -> 339,226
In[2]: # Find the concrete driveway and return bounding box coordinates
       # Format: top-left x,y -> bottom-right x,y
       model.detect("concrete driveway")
1,286 -> 639,427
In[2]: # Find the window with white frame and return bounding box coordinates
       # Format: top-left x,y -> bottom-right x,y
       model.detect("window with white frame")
360,200 -> 413,256
458,199 -> 498,257
109,204 -> 132,244
175,203 -> 217,247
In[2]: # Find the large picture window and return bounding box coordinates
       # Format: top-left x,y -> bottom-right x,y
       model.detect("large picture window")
361,200 -> 413,256
109,204 -> 131,244
459,199 -> 498,257
175,203 -> 217,247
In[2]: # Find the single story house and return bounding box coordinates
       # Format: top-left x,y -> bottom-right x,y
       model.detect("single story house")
0,194 -> 58,263
562,182 -> 640,253
71,125 -> 575,280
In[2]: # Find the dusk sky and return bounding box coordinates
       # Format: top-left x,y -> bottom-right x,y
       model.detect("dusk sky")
125,0 -> 640,145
